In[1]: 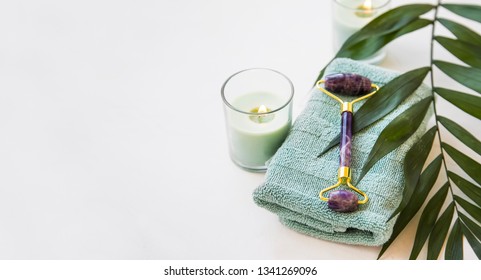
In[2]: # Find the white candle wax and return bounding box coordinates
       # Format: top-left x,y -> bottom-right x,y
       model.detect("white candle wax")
226,92 -> 291,169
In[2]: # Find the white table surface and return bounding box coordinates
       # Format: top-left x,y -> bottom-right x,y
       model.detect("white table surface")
0,0 -> 479,259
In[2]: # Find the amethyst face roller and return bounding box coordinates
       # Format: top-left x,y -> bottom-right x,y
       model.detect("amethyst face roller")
316,74 -> 380,212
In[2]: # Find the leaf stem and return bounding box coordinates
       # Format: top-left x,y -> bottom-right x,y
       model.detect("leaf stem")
430,0 -> 459,210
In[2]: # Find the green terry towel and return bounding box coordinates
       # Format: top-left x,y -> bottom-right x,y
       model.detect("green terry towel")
253,58 -> 431,246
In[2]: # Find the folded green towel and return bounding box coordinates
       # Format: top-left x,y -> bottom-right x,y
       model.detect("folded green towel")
253,58 -> 431,246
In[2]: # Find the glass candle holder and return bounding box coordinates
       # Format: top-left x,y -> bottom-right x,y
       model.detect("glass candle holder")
221,68 -> 294,172
332,0 -> 391,64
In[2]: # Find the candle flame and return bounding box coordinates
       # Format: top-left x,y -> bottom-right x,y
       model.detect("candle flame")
258,105 -> 268,114
356,0 -> 374,17
249,105 -> 274,123
361,0 -> 372,10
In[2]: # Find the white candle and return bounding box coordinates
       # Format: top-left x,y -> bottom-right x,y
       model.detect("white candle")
227,92 -> 291,169
332,0 -> 391,64
222,68 -> 294,172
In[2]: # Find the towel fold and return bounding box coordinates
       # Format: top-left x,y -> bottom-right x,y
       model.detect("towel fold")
253,58 -> 431,246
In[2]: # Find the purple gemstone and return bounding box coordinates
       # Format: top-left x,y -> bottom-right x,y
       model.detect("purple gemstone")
328,190 -> 359,212
339,111 -> 352,167
324,73 -> 372,96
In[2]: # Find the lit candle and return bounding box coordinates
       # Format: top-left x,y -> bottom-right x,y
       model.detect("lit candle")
222,69 -> 294,172
332,0 -> 391,64
356,0 -> 374,17
249,105 -> 274,123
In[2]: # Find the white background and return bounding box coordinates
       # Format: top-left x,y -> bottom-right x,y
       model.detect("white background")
0,0 -> 479,259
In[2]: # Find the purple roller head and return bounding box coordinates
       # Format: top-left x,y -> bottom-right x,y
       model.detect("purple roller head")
328,190 -> 359,212
324,73 -> 372,96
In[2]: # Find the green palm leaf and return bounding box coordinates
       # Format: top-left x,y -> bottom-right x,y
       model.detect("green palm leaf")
437,18 -> 481,45
445,220 -> 463,260
458,212 -> 481,240
460,222 -> 481,259
454,195 -> 481,224
390,127 -> 437,220
339,19 -> 432,60
442,4 -> 481,24
438,116 -> 481,156
427,202 -> 455,260
410,183 -> 449,259
449,171 -> 481,207
378,157 -> 443,258
435,87 -> 481,119
443,143 -> 481,186
359,97 -> 432,181
341,4 -> 434,48
434,61 -> 481,94
435,36 -> 481,68
458,213 -> 481,259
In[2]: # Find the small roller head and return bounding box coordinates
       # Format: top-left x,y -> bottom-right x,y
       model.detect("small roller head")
324,73 -> 372,96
